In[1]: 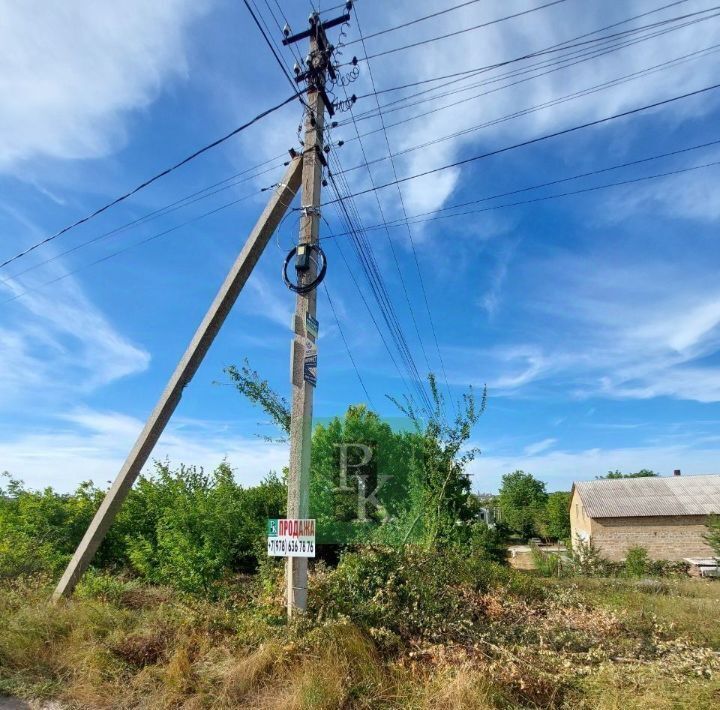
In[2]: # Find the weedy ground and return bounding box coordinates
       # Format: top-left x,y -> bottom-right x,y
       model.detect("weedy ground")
1,573 -> 719,709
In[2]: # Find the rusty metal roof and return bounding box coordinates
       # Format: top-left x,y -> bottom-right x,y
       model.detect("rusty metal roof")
573,475 -> 720,518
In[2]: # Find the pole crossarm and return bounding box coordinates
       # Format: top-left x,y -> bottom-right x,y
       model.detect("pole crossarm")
52,155 -> 303,601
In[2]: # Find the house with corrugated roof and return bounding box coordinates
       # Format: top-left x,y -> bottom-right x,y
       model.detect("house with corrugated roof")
569,472 -> 720,561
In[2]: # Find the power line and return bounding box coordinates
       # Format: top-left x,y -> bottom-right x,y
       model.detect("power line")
352,0 -> 694,98
343,0 -> 485,45
1,186 -> 266,306
1,160 -> 287,288
321,81 -> 720,205
242,0 -> 308,105
353,3 -> 456,417
328,101 -> 434,380
326,162 -> 434,414
349,0 -> 569,61
0,91 -> 304,271
347,4 -> 720,121
321,206 -> 427,413
336,42 -> 720,177
323,282 -> 376,408
342,0 -> 708,78
321,156 -> 720,238
327,159 -> 431,410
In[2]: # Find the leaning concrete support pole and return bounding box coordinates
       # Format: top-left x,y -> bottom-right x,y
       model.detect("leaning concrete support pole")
52,156 -> 303,600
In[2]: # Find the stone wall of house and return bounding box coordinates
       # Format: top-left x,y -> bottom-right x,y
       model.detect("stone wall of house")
590,515 -> 713,561
569,488 -> 593,548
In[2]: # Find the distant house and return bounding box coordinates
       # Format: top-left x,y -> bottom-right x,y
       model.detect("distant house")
570,473 -> 720,561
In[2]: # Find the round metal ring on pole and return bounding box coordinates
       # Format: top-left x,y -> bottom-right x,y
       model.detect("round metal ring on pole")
282,243 -> 327,294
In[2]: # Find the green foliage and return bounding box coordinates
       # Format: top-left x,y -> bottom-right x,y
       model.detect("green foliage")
309,405 -> 420,544
570,537 -> 615,577
0,464 -> 285,594
706,514 -> 720,557
540,491 -> 571,540
228,360 -> 487,551
309,545 -> 541,642
598,469 -> 659,479
529,545 -> 566,578
0,473 -> 110,578
120,462 -> 285,593
498,470 -> 548,539
224,359 -> 291,438
624,546 -> 650,578
466,521 -> 507,565
387,374 -> 486,547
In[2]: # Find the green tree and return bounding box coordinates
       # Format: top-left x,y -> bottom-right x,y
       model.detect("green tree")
541,491 -> 571,540
498,470 -> 547,539
225,363 -> 486,549
120,461 -> 284,592
386,374 -> 485,547
597,469 -> 658,479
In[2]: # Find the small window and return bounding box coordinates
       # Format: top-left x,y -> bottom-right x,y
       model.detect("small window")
576,504 -> 579,517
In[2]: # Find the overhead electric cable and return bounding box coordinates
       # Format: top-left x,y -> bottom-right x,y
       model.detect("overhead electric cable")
322,215 -> 418,407
349,0 -> 569,60
1,187 -> 265,306
344,0 -> 705,68
0,91 -> 304,271
354,0 -> 694,98
323,283 -> 376,408
326,161 -> 434,414
349,11 -> 720,123
328,106 -> 434,380
337,43 -> 720,176
353,4 -> 456,416
242,0 -> 309,104
321,81 -> 720,205
343,0 -> 486,45
321,156 -> 720,238
1,160 -> 287,288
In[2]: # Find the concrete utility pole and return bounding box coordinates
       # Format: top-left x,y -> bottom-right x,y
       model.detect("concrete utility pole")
283,12 -> 337,617
53,6 -> 349,606
52,157 -> 303,601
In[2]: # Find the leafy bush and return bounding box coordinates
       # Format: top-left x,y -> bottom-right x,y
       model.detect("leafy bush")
309,546 -> 542,642
624,546 -> 650,578
0,464 -> 285,593
0,474 -> 107,577
466,521 -> 507,564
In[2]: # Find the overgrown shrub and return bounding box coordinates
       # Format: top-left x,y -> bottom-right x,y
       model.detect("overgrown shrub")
0,464 -> 285,593
624,546 -> 650,578
309,545 -> 542,643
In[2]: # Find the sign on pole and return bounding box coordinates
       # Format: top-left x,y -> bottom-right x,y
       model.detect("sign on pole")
305,314 -> 319,339
267,518 -> 316,557
303,341 -> 317,386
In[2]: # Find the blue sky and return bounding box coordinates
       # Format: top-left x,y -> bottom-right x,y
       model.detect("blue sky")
2,0 -> 720,494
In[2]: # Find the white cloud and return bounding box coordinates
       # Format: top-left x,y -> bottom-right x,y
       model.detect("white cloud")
244,272 -> 293,330
0,0 -> 210,171
471,441 -> 720,493
524,437 -> 557,456
0,408 -> 288,492
0,273 -> 149,406
300,0 -> 720,234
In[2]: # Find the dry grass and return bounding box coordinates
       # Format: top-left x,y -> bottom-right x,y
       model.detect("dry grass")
563,577 -> 720,649
1,575 -> 719,709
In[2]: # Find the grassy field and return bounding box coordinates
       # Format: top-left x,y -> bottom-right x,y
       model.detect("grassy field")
1,570 -> 719,709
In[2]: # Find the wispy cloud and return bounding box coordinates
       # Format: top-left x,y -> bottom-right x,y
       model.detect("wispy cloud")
1,407 -> 288,492
0,272 -> 149,407
0,0 -> 210,172
471,440 -> 720,492
524,437 -> 557,456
